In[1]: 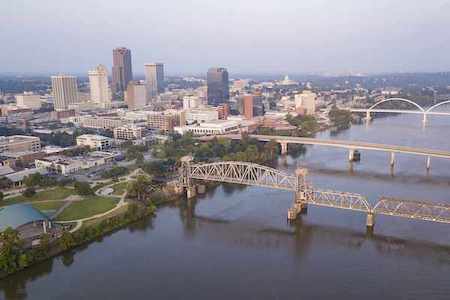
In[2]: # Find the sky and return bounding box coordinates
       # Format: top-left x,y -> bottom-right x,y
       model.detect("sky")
2,0 -> 450,76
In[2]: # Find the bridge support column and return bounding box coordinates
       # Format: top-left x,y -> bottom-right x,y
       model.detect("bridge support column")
366,111 -> 371,123
389,152 -> 395,170
280,142 -> 288,155
187,186 -> 197,199
366,212 -> 375,228
422,113 -> 428,125
348,149 -> 355,162
288,191 -> 308,221
426,156 -> 431,171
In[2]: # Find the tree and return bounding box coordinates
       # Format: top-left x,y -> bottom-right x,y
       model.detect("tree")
0,228 -> 23,274
127,175 -> 153,202
74,181 -> 94,196
23,187 -> 36,198
59,232 -> 76,251
0,191 -> 3,202
23,173 -> 44,187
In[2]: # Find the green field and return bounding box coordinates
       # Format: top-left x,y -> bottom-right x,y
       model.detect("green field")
56,196 -> 119,221
2,187 -> 75,206
32,201 -> 66,212
111,181 -> 131,196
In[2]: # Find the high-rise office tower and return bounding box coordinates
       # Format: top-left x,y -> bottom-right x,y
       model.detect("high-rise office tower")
242,94 -> 264,120
88,64 -> 111,108
112,47 -> 133,97
51,75 -> 79,111
144,63 -> 164,100
207,67 -> 229,106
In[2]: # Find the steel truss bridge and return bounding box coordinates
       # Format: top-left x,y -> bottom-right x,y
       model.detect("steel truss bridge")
179,159 -> 450,229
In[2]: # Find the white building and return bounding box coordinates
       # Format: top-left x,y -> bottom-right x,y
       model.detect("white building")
183,96 -> 201,110
185,107 -> 219,124
174,120 -> 240,136
35,152 -> 115,175
114,125 -> 144,140
295,90 -> 317,115
51,75 -> 79,111
15,92 -> 42,110
76,134 -> 113,151
88,64 -> 112,108
144,63 -> 164,100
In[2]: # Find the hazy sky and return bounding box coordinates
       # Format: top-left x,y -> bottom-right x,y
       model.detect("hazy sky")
2,0 -> 450,75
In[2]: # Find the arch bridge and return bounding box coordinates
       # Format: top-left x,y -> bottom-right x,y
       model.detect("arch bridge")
350,98 -> 450,123
179,158 -> 450,231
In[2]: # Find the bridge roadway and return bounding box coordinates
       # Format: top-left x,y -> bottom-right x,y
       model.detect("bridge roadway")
200,134 -> 450,161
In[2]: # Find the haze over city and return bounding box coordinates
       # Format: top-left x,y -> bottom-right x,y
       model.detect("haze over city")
2,0 -> 450,75
1,2 -> 450,300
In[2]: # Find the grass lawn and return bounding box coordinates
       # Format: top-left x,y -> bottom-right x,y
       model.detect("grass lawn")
81,204 -> 129,229
32,201 -> 66,212
2,187 -> 75,206
56,196 -> 119,221
111,181 -> 131,196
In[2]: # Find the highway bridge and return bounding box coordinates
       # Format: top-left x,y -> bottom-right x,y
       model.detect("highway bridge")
199,134 -> 450,170
348,97 -> 450,123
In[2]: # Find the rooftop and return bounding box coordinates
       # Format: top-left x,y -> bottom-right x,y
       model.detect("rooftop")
0,204 -> 49,232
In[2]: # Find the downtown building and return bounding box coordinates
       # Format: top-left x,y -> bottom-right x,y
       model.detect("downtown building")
242,94 -> 264,120
88,64 -> 112,108
144,63 -> 164,101
51,75 -> 79,111
125,81 -> 148,110
112,47 -> 133,98
207,67 -> 229,106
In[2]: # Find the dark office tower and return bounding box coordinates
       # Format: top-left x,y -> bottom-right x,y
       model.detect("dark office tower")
207,67 -> 229,106
112,47 -> 133,98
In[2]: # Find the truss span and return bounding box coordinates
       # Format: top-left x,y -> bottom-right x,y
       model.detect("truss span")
310,190 -> 371,212
189,161 -> 299,191
373,198 -> 450,224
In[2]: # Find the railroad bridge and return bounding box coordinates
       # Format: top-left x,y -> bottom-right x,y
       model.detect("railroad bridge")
179,157 -> 450,230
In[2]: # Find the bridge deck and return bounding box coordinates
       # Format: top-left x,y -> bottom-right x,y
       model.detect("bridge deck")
198,134 -> 450,159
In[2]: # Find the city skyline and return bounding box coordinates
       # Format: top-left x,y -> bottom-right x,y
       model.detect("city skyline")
2,0 -> 450,75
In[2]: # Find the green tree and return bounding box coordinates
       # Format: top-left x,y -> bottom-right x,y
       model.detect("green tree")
23,187 -> 36,198
23,173 -> 44,187
127,175 -> 153,202
74,181 -> 94,196
0,191 -> 3,202
0,228 -> 23,274
59,232 -> 76,251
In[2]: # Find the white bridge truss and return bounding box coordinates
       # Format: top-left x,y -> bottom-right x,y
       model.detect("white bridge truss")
189,161 -> 299,191
181,161 -> 450,225
374,198 -> 450,224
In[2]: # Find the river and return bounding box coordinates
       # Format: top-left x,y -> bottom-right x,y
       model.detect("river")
1,114 -> 450,299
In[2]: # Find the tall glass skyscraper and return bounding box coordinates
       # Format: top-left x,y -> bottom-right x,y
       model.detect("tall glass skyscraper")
112,47 -> 133,98
207,67 -> 229,106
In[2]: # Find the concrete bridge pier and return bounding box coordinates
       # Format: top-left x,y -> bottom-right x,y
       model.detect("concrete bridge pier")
280,142 -> 288,155
426,156 -> 431,171
365,111 -> 372,123
288,191 -> 308,221
366,212 -> 375,229
422,113 -> 428,125
389,152 -> 395,170
348,149 -> 355,162
186,186 -> 197,199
